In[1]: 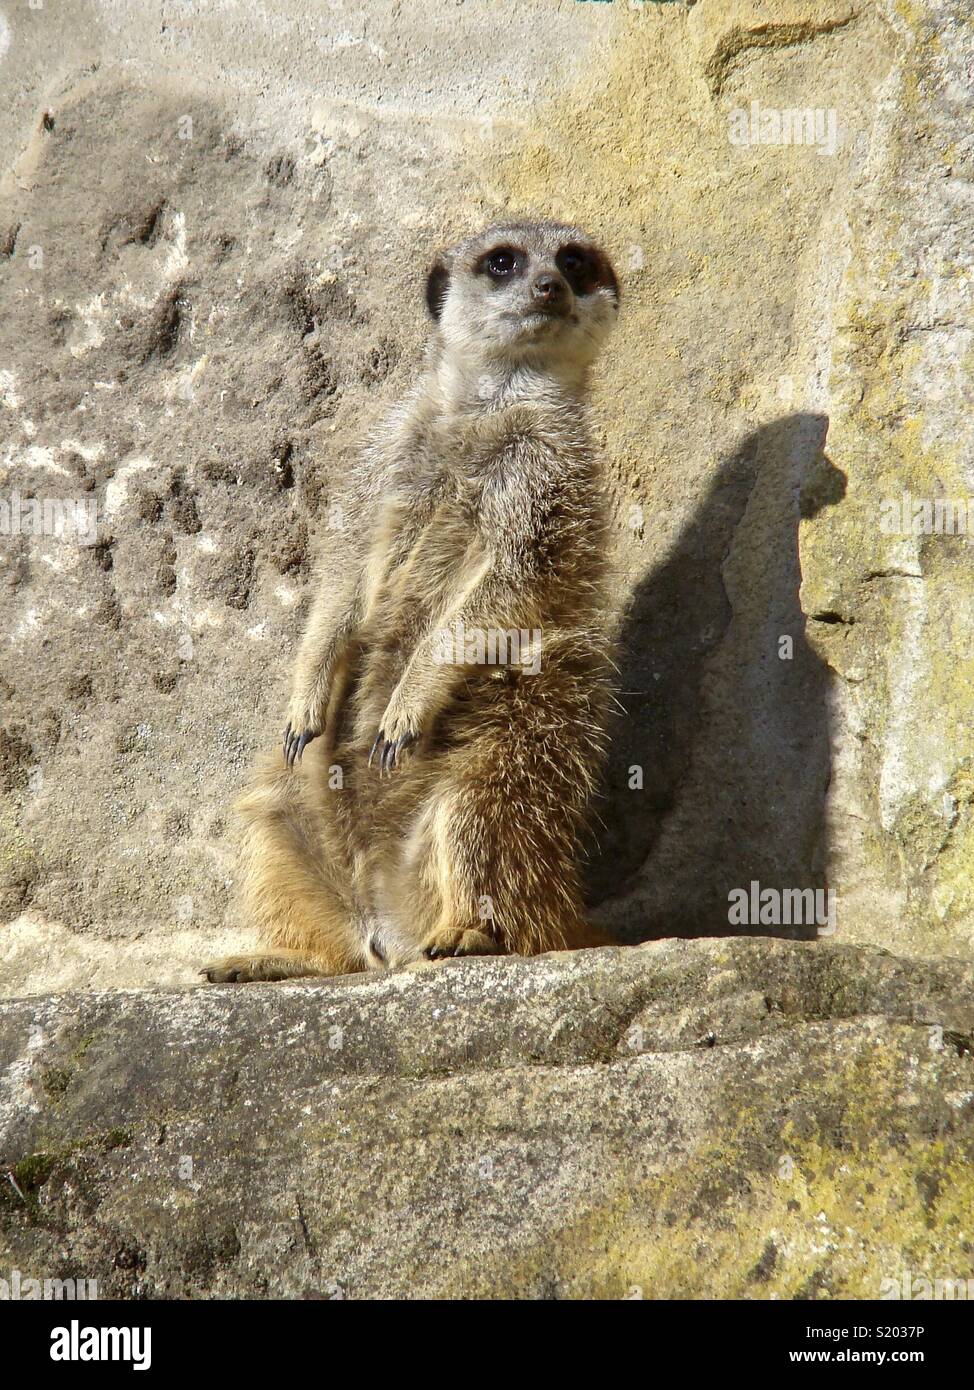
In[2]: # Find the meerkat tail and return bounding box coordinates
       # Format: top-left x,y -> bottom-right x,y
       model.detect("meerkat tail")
200,949 -> 345,984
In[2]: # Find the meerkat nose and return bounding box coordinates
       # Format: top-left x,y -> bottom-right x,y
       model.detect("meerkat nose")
531,272 -> 569,307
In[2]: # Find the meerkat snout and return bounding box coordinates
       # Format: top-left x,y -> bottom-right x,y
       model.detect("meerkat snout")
427,218 -> 620,369
530,270 -> 569,312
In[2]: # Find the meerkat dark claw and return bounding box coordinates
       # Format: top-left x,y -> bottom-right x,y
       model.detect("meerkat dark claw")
287,733 -> 302,768
425,942 -> 459,960
283,722 -> 292,758
295,731 -> 314,762
373,731 -> 415,776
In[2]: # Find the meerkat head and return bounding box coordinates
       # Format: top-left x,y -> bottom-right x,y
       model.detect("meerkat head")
425,219 -> 620,380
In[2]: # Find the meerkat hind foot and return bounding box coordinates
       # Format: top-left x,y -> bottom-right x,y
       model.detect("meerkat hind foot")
421,927 -> 501,962
200,951 -> 335,984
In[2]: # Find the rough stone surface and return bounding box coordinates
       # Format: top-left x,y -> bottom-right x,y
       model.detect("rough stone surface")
1,937 -> 973,1299
1,0 -> 973,996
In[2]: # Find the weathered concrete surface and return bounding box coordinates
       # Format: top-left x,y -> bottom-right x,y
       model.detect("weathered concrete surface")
2,938 -> 974,1299
1,0 -> 973,996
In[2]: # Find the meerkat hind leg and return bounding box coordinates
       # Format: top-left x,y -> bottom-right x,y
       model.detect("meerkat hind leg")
209,753 -> 368,984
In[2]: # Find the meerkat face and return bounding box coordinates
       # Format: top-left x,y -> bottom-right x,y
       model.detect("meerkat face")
426,219 -> 620,373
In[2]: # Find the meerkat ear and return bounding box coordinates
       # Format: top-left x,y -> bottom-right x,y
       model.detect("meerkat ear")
425,257 -> 451,321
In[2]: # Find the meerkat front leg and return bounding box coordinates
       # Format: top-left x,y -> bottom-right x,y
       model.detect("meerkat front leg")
371,569 -> 539,773
370,564 -> 490,772
283,578 -> 362,767
369,661 -> 449,773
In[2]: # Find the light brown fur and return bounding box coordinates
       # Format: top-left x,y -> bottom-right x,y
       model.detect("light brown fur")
202,219 -> 619,983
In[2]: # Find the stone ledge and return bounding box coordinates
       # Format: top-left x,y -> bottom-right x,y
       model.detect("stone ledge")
2,937 -> 973,1298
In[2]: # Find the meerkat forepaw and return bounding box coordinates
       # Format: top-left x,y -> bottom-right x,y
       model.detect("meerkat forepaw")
368,728 -> 418,774
369,700 -> 421,774
283,721 -> 319,768
283,690 -> 329,765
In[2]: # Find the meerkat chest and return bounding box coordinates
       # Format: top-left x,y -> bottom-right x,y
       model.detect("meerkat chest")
365,477 -> 484,617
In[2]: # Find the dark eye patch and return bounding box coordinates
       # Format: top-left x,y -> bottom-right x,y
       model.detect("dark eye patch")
425,259 -> 451,320
476,245 -> 524,281
556,243 -> 619,301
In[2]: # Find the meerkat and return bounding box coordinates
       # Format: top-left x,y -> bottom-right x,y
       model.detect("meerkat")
201,218 -> 620,983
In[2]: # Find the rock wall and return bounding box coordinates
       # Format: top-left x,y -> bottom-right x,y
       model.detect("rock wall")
0,0 -> 972,994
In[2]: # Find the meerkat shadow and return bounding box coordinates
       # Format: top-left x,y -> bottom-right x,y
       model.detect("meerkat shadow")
585,411 -> 847,944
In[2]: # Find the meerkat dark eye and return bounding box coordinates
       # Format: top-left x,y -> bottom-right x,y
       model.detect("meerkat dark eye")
556,244 -> 598,294
480,247 -> 519,280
